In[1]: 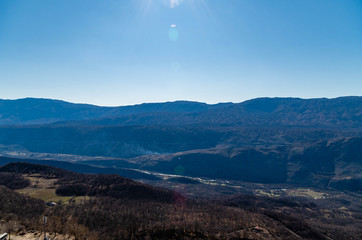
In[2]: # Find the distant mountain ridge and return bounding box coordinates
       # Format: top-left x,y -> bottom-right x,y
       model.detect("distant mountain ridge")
79,96 -> 362,128
0,96 -> 361,128
0,97 -> 232,125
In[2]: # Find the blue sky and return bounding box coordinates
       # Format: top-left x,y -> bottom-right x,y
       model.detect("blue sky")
0,0 -> 361,106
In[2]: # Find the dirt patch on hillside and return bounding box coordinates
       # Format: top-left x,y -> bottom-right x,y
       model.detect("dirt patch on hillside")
11,232 -> 74,240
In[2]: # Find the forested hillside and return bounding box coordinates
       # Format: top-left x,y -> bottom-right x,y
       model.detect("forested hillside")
0,162 -> 361,240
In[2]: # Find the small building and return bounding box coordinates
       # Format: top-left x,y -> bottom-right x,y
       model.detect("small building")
46,201 -> 57,207
0,233 -> 8,240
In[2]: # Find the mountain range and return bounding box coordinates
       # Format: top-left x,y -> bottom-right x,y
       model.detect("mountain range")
0,98 -> 231,125
0,96 -> 361,192
0,96 -> 361,128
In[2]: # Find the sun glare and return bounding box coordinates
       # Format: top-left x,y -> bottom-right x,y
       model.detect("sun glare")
168,0 -> 184,8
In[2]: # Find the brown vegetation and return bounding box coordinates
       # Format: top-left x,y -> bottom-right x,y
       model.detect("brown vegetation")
0,162 -> 361,240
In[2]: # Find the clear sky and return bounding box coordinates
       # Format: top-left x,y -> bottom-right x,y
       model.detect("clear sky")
0,0 -> 361,106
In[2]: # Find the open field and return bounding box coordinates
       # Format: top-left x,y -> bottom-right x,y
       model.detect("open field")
254,188 -> 329,199
15,175 -> 89,204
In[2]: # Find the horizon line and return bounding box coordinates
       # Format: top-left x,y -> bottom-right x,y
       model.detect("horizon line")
0,95 -> 361,108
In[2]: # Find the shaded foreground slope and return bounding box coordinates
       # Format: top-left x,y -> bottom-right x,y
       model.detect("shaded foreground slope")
0,132 -> 361,192
1,162 -> 360,239
104,136 -> 362,191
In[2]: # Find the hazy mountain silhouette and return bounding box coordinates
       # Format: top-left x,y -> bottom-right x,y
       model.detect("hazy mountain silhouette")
0,98 -> 231,125
77,96 -> 362,128
0,97 -> 361,128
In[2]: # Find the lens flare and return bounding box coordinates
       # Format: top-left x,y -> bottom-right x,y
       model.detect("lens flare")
171,61 -> 181,72
174,165 -> 185,175
169,0 -> 184,8
168,26 -> 179,42
161,0 -> 184,8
